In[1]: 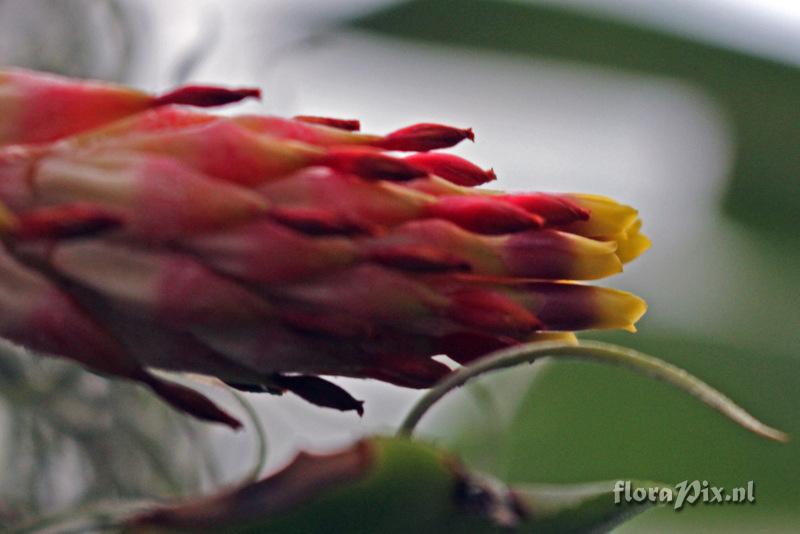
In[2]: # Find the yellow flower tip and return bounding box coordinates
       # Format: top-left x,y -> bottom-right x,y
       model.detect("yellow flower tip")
619,233 -> 651,264
593,287 -> 648,332
575,252 -> 623,281
623,294 -> 648,330
614,219 -> 651,264
566,234 -> 624,280
568,193 -> 640,237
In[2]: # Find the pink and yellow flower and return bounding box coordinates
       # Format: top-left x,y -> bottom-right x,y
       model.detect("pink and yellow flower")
0,69 -> 649,424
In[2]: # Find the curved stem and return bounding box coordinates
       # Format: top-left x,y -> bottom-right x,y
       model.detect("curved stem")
397,340 -> 788,443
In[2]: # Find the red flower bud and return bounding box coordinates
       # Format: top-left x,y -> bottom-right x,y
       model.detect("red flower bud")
153,85 -> 261,107
495,193 -> 590,226
425,196 -> 544,234
405,152 -> 496,186
272,374 -> 364,416
321,148 -> 428,181
377,123 -> 474,151
448,288 -> 542,334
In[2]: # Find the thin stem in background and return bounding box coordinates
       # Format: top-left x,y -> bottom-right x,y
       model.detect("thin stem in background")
397,340 -> 788,443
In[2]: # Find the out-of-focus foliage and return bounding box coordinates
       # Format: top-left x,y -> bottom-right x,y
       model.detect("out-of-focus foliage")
351,0 -> 800,236
0,343 -> 219,529
0,0 -> 134,81
127,437 -> 658,533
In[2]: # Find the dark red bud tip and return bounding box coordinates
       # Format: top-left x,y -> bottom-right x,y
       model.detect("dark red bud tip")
271,207 -> 373,235
144,374 -> 243,429
13,204 -> 123,241
153,85 -> 261,108
498,194 -> 590,225
425,196 -> 545,234
368,245 -> 471,273
377,123 -> 475,152
363,356 -> 452,388
294,115 -> 361,131
272,374 -> 365,415
405,152 -> 496,186
321,148 -> 427,181
448,289 -> 541,334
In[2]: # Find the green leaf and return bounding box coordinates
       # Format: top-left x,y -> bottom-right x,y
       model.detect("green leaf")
351,0 -> 800,235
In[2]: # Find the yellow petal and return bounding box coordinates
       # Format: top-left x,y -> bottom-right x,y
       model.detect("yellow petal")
591,287 -> 648,332
566,194 -> 639,237
614,219 -> 652,264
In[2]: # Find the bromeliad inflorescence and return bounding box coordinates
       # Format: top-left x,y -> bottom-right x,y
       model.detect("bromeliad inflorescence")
0,68 -> 649,426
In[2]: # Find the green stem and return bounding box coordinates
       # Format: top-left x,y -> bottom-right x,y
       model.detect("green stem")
397,340 -> 788,442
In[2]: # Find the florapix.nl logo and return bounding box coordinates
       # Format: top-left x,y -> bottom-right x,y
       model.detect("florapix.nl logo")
613,480 -> 755,511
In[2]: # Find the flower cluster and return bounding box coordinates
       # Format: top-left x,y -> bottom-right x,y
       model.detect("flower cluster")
0,69 -> 648,424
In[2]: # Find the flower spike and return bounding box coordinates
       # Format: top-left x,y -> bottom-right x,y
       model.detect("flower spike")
0,69 -> 650,422
377,123 -> 475,151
